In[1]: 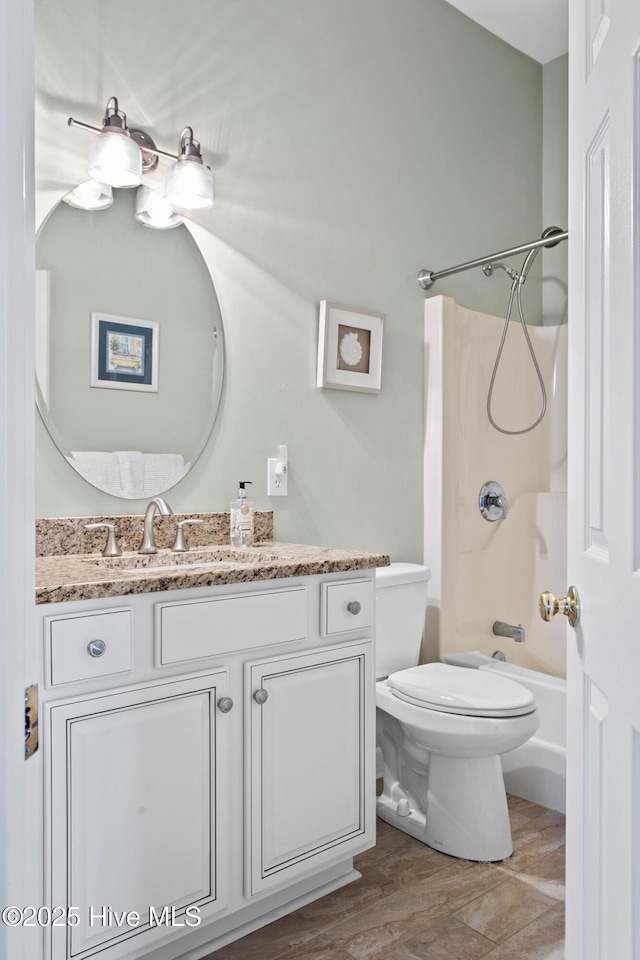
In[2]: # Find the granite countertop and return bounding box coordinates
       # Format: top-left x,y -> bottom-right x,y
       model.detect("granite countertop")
36,541 -> 391,605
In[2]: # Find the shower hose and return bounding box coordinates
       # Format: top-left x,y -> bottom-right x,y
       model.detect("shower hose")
486,274 -> 547,436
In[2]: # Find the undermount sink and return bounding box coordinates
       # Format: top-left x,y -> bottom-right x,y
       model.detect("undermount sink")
82,546 -> 284,574
120,559 -> 244,575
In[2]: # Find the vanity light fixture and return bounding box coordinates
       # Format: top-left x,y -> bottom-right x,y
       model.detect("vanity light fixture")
164,127 -> 214,211
68,98 -> 214,217
87,97 -> 143,188
62,180 -> 113,211
135,185 -> 184,230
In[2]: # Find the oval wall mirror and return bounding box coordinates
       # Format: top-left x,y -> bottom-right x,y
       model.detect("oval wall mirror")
36,189 -> 224,499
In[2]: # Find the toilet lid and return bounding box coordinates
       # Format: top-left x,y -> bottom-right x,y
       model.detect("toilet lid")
387,663 -> 535,717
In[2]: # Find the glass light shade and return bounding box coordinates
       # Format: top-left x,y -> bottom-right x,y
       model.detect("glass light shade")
134,185 -> 184,230
164,158 -> 214,211
88,129 -> 142,188
62,180 -> 113,211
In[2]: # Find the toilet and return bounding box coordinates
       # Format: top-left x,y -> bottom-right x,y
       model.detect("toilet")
375,563 -> 538,862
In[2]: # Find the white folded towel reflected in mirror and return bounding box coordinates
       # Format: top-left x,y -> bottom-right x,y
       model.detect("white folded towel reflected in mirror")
67,451 -> 190,498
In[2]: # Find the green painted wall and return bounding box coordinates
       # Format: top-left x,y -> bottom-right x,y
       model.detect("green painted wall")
35,0 -> 545,562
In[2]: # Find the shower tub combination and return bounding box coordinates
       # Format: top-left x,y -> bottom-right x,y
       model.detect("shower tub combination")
423,288 -> 568,813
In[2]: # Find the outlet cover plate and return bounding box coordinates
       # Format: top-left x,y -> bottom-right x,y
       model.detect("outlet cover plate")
267,458 -> 288,496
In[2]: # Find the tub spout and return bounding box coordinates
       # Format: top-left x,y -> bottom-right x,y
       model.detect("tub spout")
493,621 -> 525,643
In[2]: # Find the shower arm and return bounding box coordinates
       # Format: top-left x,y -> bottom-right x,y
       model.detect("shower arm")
417,229 -> 568,290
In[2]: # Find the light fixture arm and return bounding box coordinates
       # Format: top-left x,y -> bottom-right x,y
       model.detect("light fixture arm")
68,116 -> 179,162
101,96 -> 127,129
178,126 -> 202,160
67,117 -> 211,168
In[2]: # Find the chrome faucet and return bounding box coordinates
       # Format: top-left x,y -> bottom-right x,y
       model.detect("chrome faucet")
138,497 -> 174,554
493,621 -> 525,643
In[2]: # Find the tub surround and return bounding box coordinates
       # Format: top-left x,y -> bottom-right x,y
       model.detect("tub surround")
35,513 -> 390,604
423,297 -> 568,678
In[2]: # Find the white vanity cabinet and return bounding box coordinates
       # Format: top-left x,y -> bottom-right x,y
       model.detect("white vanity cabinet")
37,572 -> 375,960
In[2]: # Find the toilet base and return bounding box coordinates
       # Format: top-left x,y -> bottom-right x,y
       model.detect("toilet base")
377,753 -> 513,862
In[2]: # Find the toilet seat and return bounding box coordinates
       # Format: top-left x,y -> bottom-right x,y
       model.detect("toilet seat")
387,662 -> 535,718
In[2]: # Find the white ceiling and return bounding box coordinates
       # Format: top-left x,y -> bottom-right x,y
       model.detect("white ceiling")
445,0 -> 568,64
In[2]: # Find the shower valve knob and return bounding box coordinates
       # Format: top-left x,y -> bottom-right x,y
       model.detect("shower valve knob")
539,586 -> 580,628
479,481 -> 509,521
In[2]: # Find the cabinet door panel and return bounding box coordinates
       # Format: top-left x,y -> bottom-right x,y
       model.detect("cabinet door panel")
262,659 -> 361,863
247,642 -> 374,896
46,673 -> 228,960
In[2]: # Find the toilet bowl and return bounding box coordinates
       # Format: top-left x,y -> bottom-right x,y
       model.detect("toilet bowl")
375,564 -> 539,862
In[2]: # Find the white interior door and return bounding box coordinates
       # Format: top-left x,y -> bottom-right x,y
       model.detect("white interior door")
0,2 -> 34,960
566,1 -> 640,957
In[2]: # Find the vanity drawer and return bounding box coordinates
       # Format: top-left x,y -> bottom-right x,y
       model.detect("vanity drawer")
46,609 -> 133,686
156,587 -> 307,665
321,579 -> 374,636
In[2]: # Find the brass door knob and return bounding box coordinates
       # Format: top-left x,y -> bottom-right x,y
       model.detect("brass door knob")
539,586 -> 580,628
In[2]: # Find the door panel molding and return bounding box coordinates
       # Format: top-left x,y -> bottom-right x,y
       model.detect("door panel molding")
633,50 -> 640,572
584,678 -> 608,956
587,0 -> 610,76
584,115 -> 610,560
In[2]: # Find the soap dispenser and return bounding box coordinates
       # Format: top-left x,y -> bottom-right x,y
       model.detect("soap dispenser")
230,481 -> 254,548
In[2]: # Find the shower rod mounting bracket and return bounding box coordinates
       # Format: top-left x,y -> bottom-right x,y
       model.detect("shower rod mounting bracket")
417,269 -> 435,289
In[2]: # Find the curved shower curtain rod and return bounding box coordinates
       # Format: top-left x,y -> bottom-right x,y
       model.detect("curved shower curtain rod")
417,228 -> 568,290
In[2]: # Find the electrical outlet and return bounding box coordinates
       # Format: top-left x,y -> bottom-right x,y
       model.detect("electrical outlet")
267,457 -> 288,496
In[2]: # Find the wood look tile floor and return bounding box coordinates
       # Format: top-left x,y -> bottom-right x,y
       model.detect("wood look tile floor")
204,792 -> 565,960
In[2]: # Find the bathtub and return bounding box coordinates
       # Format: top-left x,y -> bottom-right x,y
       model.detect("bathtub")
444,651 -> 566,813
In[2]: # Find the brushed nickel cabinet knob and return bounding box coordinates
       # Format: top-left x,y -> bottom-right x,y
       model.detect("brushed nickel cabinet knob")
87,640 -> 107,657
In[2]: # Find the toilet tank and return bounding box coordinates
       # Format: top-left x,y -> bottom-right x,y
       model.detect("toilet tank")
376,563 -> 431,680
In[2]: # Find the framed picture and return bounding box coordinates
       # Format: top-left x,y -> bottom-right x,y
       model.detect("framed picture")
90,313 -> 159,393
316,301 -> 385,393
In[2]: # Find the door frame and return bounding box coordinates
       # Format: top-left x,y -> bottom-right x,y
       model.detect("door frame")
0,1 -> 35,958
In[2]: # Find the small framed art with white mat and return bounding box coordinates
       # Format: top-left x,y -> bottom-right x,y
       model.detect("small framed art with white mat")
316,301 -> 385,393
